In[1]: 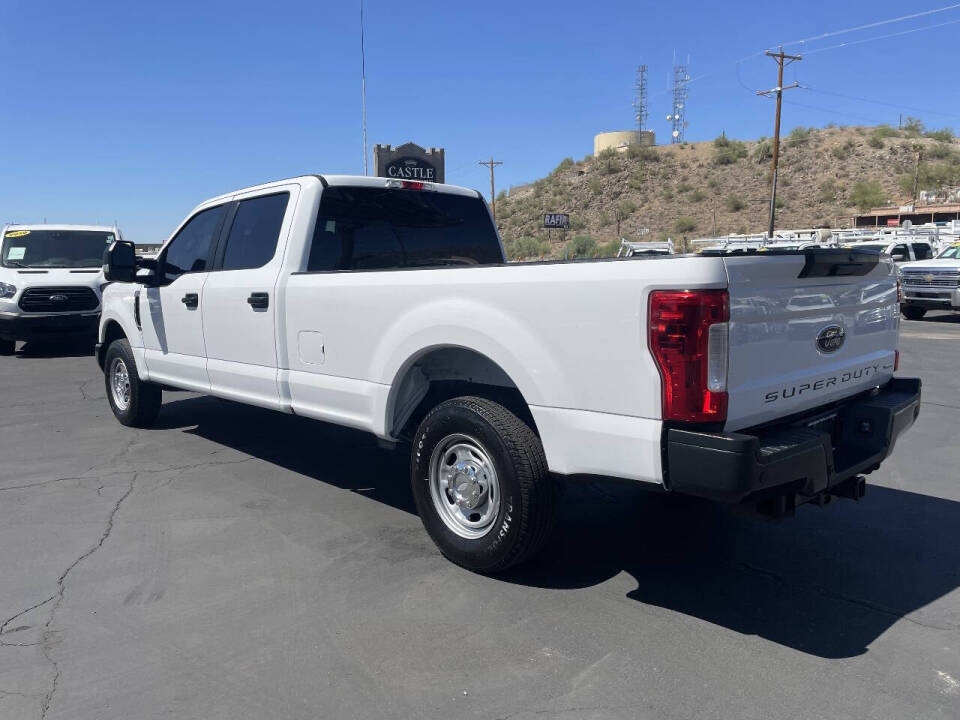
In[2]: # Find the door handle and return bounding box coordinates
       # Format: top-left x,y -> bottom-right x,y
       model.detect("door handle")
181,293 -> 198,308
247,292 -> 269,309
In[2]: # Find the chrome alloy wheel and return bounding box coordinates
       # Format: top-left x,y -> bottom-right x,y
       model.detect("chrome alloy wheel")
109,357 -> 131,411
428,434 -> 501,539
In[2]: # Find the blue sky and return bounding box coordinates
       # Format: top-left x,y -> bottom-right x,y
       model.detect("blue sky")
3,0 -> 960,242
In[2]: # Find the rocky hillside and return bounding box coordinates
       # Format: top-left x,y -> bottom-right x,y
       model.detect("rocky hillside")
495,123 -> 960,260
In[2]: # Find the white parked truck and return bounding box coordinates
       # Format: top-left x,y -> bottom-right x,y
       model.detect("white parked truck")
1,224 -> 119,354
899,241 -> 960,319
96,176 -> 921,572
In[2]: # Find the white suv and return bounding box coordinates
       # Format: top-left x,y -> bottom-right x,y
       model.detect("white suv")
0,224 -> 120,354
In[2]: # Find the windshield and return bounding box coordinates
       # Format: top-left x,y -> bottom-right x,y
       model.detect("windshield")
937,244 -> 960,259
1,229 -> 114,268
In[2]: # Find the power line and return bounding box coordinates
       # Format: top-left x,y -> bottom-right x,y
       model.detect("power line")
780,2 -> 960,48
801,16 -> 960,56
804,87 -> 960,121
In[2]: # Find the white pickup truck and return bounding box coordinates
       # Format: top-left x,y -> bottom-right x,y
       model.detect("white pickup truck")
97,175 -> 921,572
1,224 -> 119,354
899,242 -> 960,319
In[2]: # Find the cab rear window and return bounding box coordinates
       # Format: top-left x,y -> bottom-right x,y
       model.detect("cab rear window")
307,187 -> 503,271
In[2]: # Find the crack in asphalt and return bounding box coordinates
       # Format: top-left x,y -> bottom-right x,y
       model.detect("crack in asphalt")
0,472 -> 138,719
737,562 -> 957,633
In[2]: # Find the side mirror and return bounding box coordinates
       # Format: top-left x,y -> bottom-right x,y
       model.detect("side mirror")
890,253 -> 905,262
103,240 -> 137,283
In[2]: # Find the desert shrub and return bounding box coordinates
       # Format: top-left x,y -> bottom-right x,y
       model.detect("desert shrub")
553,157 -> 574,174
627,172 -> 645,190
677,181 -> 692,193
774,195 -> 786,209
567,235 -> 596,257
595,239 -> 622,257
618,199 -> 637,216
925,128 -> 955,142
872,125 -> 899,139
831,139 -> 856,160
867,133 -> 884,149
598,156 -> 621,175
713,133 -> 748,165
596,148 -> 617,161
753,140 -> 772,163
504,236 -> 549,261
570,215 -> 587,230
588,178 -> 602,195
598,210 -> 611,226
690,189 -> 706,202
926,142 -> 955,160
785,126 -> 812,147
850,180 -> 886,210
674,216 -> 697,234
725,194 -> 745,212
818,179 -> 839,203
902,117 -> 925,137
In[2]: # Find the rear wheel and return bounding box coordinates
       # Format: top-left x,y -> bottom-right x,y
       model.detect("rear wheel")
104,338 -> 161,427
411,396 -> 555,573
901,306 -> 927,320
0,338 -> 14,356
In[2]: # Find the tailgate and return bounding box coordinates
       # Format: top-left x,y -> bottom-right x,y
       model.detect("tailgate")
723,249 -> 899,431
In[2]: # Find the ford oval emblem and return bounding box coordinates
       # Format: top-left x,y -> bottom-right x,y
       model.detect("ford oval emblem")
49,294 -> 69,302
816,325 -> 846,354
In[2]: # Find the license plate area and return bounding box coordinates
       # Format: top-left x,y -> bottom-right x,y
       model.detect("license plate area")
803,410 -> 841,448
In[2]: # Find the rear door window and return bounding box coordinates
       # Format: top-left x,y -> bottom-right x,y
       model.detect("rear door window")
307,187 -> 503,271
162,205 -> 227,283
911,243 -> 932,260
220,193 -> 290,271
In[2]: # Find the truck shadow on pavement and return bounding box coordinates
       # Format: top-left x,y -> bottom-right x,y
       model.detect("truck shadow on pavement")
155,395 -> 960,660
14,339 -> 95,358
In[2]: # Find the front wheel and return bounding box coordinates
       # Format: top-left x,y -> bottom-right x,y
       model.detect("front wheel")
0,338 -> 14,356
411,396 -> 555,573
901,306 -> 927,320
104,338 -> 162,427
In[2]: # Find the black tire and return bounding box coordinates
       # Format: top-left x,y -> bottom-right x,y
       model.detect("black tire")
103,338 -> 161,427
0,338 -> 15,356
901,306 -> 927,320
411,396 -> 555,573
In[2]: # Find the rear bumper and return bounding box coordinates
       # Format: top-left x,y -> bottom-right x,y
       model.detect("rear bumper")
665,378 -> 921,504
0,310 -> 100,341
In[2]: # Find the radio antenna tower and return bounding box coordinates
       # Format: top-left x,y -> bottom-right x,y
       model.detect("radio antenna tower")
667,59 -> 690,144
633,64 -> 649,133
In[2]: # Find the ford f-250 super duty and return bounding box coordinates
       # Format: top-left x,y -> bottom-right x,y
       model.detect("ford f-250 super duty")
96,175 -> 921,572
1,224 -> 120,354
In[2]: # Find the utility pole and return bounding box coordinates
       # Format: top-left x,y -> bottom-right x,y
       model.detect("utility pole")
360,0 -> 368,175
912,145 -> 923,203
757,46 -> 801,239
478,157 -> 503,222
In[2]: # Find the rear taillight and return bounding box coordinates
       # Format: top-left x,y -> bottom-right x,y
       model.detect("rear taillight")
894,349 -> 900,372
648,289 -> 729,423
896,277 -> 903,303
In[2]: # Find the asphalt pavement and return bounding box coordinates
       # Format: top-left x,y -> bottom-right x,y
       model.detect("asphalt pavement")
1,315 -> 958,720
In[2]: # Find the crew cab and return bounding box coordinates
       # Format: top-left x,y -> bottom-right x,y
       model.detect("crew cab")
899,241 -> 960,320
0,224 -> 120,354
96,176 -> 921,572
846,238 -> 935,264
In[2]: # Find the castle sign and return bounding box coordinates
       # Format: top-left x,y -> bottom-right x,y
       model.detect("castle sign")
374,143 -> 445,184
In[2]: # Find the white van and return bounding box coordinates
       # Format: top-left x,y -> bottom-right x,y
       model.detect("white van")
0,224 -> 120,354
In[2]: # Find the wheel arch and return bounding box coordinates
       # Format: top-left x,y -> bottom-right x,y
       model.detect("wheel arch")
97,319 -> 128,369
385,344 -> 539,440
